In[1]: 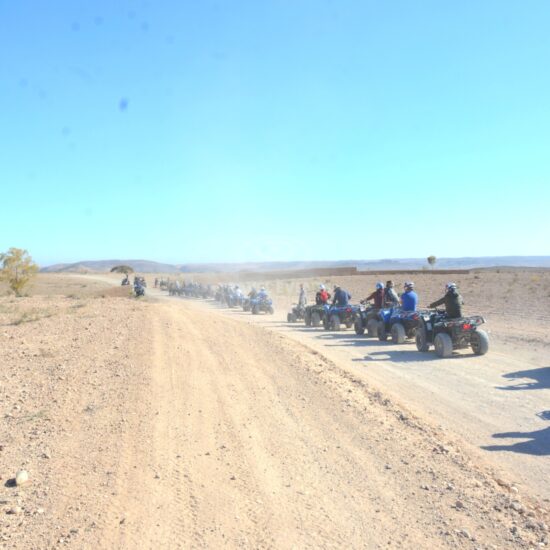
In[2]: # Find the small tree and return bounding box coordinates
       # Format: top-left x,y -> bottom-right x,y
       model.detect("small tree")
110,265 -> 134,274
0,247 -> 39,296
427,255 -> 437,270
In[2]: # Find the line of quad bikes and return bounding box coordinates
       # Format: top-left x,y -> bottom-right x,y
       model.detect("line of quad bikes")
287,297 -> 489,359
159,280 -> 489,359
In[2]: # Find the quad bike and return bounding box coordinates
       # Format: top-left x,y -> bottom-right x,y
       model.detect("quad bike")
251,297 -> 274,315
304,304 -> 328,327
415,309 -> 489,357
134,284 -> 145,297
287,303 -> 306,323
134,276 -> 147,288
227,293 -> 243,308
242,297 -> 252,312
377,308 -> 425,343
323,304 -> 360,331
353,302 -> 380,336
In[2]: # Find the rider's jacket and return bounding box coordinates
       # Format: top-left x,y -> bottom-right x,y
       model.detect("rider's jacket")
332,288 -> 351,306
401,290 -> 418,312
429,289 -> 463,318
315,291 -> 331,305
364,288 -> 385,308
384,287 -> 400,306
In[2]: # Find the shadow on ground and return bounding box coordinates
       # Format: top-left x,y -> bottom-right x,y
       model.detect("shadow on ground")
482,415 -> 550,456
497,366 -> 550,391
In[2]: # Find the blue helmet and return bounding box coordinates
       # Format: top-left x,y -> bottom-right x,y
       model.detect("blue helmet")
375,282 -> 384,290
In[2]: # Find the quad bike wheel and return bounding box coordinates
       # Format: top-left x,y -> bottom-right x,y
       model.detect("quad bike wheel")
304,313 -> 312,327
354,320 -> 365,335
345,321 -> 353,329
311,311 -> 321,327
377,321 -> 388,342
415,324 -> 430,352
434,332 -> 453,358
367,318 -> 378,338
391,323 -> 406,344
267,306 -> 274,315
287,313 -> 296,323
252,304 -> 259,315
330,314 -> 341,331
470,329 -> 489,355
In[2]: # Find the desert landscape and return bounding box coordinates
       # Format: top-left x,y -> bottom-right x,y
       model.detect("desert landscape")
3,2 -> 549,548
1,269 -> 549,549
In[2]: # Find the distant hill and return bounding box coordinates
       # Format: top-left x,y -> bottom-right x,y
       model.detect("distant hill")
40,256 -> 550,273
40,259 -> 182,274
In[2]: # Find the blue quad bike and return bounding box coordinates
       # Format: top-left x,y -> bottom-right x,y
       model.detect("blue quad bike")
323,304 -> 361,331
353,303 -> 380,337
377,307 -> 425,344
250,297 -> 274,315
415,309 -> 489,358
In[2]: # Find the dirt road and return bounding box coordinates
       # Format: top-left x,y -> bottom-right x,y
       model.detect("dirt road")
2,283 -> 548,548
179,295 -> 550,504
66,301 -> 550,549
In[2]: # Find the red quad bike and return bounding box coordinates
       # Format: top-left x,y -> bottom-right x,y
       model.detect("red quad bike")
415,309 -> 489,358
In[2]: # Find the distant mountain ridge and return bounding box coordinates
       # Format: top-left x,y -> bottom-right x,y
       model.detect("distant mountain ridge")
40,256 -> 550,273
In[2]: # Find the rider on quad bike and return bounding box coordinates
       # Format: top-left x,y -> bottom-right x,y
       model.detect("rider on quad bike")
429,282 -> 464,318
355,282 -> 385,336
362,282 -> 385,308
416,283 -> 488,357
315,284 -> 331,305
332,285 -> 351,306
384,280 -> 400,307
400,281 -> 418,312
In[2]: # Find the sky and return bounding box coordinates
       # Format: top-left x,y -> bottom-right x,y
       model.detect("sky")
0,0 -> 549,267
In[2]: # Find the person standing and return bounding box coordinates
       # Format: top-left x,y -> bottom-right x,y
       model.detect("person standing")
298,284 -> 307,307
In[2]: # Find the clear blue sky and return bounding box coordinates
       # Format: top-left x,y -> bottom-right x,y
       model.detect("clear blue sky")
1,0 -> 549,266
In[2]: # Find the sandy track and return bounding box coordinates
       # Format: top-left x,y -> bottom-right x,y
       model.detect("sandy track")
3,291 -> 548,548
178,295 -> 550,504
92,301 -> 549,548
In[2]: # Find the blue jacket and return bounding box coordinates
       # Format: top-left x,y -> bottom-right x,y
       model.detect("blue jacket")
401,290 -> 418,312
333,288 -> 351,306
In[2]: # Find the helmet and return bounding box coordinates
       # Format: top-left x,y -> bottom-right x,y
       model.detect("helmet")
319,284 -> 325,290
375,282 -> 384,290
404,281 -> 415,290
260,286 -> 265,291
446,282 -> 457,291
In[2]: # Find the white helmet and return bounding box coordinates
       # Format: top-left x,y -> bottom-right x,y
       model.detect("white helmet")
319,284 -> 325,290
260,286 -> 265,291
375,282 -> 384,290
446,282 -> 457,291
404,281 -> 415,290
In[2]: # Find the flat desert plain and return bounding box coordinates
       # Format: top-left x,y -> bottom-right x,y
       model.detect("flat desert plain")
1,270 -> 549,549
